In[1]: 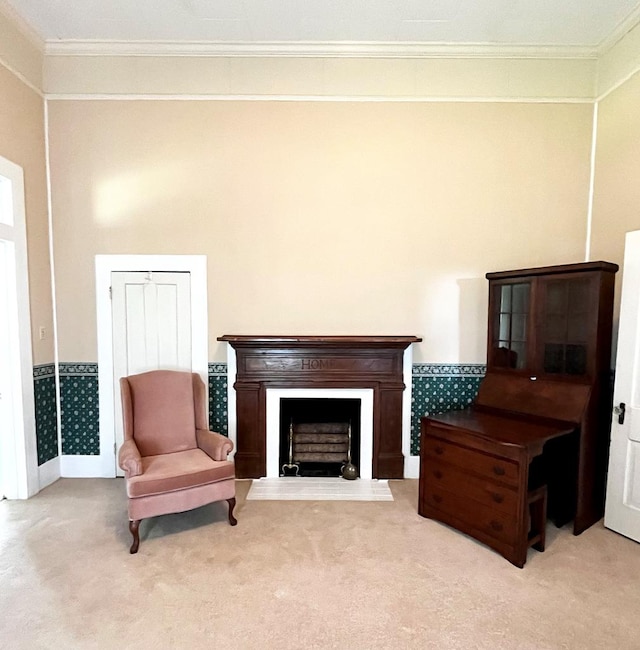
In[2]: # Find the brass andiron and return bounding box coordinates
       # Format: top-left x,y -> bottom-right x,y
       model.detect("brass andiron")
281,420 -> 300,476
341,422 -> 358,480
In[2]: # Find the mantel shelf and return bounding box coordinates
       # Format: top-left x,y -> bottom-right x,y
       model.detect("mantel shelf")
217,335 -> 422,349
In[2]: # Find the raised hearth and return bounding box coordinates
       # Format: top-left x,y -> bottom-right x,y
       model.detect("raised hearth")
217,335 -> 421,479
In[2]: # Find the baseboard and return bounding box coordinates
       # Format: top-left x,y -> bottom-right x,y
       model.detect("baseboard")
60,454 -> 112,478
38,457 -> 60,490
404,455 -> 419,479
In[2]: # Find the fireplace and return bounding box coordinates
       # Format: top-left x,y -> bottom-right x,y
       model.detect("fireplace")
266,388 -> 374,478
279,397 -> 361,477
218,335 -> 421,479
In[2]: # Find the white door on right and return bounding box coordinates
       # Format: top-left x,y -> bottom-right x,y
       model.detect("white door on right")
605,229 -> 640,543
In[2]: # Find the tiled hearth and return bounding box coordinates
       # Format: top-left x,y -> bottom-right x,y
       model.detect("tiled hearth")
32,362 -> 484,465
246,477 -> 394,501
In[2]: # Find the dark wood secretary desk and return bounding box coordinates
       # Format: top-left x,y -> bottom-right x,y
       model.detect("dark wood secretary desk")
419,261 -> 618,567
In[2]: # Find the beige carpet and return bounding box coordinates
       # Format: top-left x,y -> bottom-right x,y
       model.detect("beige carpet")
1,478 -> 639,649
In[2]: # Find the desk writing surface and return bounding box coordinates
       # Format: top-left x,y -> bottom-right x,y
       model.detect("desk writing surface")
425,409 -> 576,450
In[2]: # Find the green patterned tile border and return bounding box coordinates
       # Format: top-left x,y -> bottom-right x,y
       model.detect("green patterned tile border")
411,364 -> 486,455
55,363 -> 228,456
34,364 -> 58,465
59,363 -> 100,455
47,362 -> 478,458
208,363 -> 228,436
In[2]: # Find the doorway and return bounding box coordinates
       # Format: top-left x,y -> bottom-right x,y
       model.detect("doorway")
605,230 -> 640,542
111,270 -> 192,476
0,155 -> 38,499
95,255 -> 208,478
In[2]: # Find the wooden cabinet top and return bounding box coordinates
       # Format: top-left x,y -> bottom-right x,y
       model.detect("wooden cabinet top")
486,260 -> 618,281
424,410 -> 576,455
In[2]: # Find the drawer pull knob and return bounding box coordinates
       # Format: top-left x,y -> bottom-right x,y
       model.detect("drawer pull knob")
493,465 -> 506,476
433,470 -> 443,479
491,492 -> 504,504
432,494 -> 443,504
434,446 -> 444,455
489,520 -> 503,532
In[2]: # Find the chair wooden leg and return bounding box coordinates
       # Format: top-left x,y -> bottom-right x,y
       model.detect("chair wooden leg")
227,497 -> 238,526
129,519 -> 141,554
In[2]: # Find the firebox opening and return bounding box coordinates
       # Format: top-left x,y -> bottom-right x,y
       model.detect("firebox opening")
279,398 -> 361,478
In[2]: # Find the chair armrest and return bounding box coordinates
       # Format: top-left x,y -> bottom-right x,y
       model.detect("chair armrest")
118,439 -> 142,478
197,429 -> 234,461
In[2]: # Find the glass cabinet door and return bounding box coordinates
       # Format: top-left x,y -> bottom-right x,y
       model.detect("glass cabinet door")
490,281 -> 531,370
539,275 -> 595,377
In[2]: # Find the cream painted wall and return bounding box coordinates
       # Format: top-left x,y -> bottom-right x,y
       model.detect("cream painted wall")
0,65 -> 53,365
47,99 -> 592,363
591,70 -> 640,326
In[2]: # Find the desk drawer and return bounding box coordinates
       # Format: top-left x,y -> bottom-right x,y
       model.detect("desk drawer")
423,487 -> 517,544
422,459 -> 518,513
422,434 -> 519,486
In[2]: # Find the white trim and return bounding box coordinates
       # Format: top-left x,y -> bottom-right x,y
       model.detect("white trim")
0,155 -> 38,499
60,454 -> 107,478
225,344 -> 237,457
43,39 -> 599,60
404,455 -> 420,479
585,102 -> 599,262
402,346 -> 414,475
43,93 -> 595,104
44,100 -> 62,464
95,254 -> 208,478
38,455 -> 60,490
266,388 -> 374,480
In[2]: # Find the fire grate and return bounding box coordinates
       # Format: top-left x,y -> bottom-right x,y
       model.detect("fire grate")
282,421 -> 352,476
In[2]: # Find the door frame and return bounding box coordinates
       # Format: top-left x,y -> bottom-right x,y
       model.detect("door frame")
0,155 -> 38,498
604,230 -> 640,540
95,254 -> 208,478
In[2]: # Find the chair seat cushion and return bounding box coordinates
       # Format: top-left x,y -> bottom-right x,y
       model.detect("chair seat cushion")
126,448 -> 235,499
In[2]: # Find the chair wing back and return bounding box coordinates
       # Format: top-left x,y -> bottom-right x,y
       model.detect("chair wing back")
121,370 -> 198,457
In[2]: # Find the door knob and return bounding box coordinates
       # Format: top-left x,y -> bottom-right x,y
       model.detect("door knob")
614,402 -> 626,425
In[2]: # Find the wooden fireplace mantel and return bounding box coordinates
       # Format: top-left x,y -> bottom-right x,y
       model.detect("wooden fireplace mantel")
217,335 -> 422,478
218,335 -> 421,346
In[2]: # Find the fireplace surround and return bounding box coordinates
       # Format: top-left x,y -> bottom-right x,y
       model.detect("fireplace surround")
218,336 -> 421,479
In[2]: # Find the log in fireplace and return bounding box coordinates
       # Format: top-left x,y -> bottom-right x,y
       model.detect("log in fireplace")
217,335 -> 422,479
280,398 -> 361,477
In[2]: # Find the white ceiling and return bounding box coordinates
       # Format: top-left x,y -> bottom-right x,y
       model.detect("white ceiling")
4,0 -> 640,54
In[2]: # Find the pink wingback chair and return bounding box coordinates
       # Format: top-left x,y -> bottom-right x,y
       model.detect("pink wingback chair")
118,369 -> 237,553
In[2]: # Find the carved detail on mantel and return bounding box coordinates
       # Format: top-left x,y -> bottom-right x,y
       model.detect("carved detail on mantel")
217,335 -> 422,479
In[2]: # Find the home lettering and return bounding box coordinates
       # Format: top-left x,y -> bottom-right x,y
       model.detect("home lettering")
301,358 -> 331,370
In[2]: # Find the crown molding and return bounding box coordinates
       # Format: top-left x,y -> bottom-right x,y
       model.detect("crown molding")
43,94 -> 594,104
44,39 -> 598,60
596,3 -> 640,55
0,0 -> 44,52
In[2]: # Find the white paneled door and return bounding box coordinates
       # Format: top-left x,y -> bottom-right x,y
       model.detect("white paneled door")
604,230 -> 640,543
0,156 -> 37,498
111,271 -> 192,476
